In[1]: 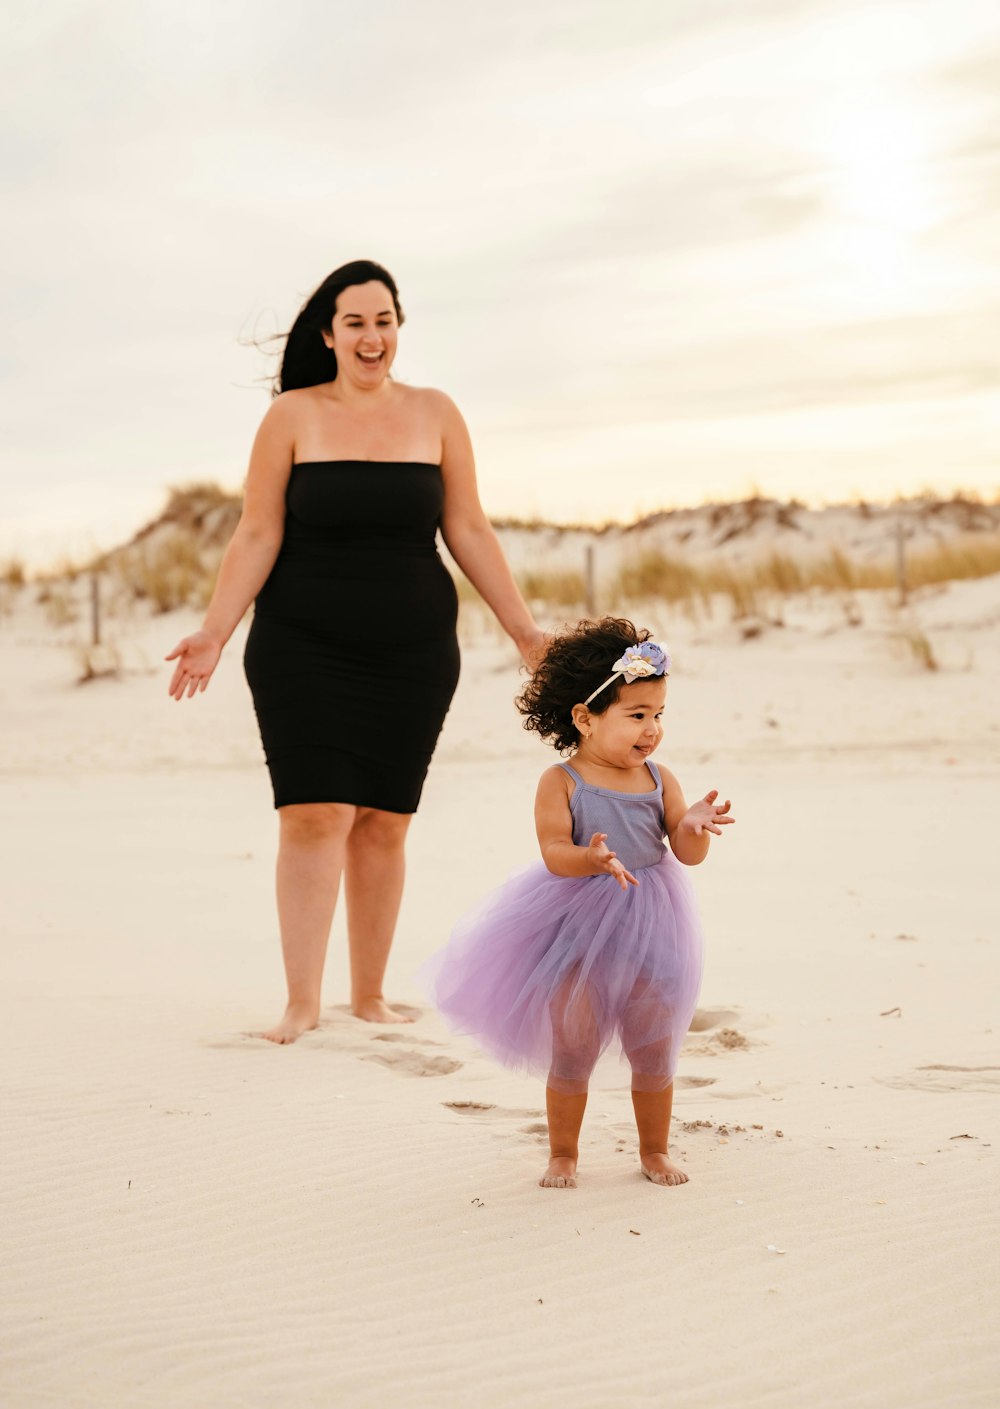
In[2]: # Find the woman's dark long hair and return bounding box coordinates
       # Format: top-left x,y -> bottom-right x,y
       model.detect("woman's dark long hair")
277,259 -> 404,395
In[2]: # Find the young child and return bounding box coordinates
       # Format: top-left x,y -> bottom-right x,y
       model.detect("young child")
423,617 -> 734,1189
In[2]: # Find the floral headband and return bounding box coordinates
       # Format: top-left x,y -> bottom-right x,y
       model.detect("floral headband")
583,641 -> 671,707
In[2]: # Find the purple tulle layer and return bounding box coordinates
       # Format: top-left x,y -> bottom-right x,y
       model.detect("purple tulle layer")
419,852 -> 704,1094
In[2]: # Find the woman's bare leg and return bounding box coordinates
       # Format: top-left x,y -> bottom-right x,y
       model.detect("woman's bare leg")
264,802 -> 356,1044
343,807 -> 413,1023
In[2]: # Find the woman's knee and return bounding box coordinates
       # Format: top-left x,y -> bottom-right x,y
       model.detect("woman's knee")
350,807 -> 412,848
279,802 -> 356,845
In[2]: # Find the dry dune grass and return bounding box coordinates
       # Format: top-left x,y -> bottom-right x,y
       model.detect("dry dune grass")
907,533 -> 1000,586
110,537 -> 219,614
0,557 -> 26,589
16,487 -> 1000,632
91,526 -> 1000,628
518,568 -> 588,606
895,627 -> 939,672
88,484 -> 239,615
605,535 -> 1000,623
0,558 -> 28,620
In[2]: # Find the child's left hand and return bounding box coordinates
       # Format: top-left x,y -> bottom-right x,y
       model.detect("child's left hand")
680,790 -> 735,837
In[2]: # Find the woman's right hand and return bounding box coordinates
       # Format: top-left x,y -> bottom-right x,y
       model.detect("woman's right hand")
586,832 -> 639,891
165,631 -> 223,700
517,627 -> 551,674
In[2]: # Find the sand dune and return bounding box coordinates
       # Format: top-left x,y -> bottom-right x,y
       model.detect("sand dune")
1,576 -> 998,1407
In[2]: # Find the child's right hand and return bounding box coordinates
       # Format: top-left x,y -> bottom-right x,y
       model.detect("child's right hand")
586,832 -> 639,891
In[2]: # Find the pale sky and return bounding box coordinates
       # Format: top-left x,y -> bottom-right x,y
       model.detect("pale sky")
2,0 -> 999,565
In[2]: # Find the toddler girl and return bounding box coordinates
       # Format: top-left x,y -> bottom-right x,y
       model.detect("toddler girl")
423,617 -> 733,1188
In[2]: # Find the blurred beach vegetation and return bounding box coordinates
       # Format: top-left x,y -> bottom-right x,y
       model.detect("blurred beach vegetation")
12,484 -> 1000,637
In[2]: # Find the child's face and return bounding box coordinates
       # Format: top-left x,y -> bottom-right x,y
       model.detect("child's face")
584,677 -> 666,767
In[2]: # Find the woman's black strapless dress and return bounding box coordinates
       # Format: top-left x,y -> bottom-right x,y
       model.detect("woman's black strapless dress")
243,461 -> 460,813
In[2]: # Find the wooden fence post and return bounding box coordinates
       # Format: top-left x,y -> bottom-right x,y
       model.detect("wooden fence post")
91,572 -> 101,646
895,522 -> 908,607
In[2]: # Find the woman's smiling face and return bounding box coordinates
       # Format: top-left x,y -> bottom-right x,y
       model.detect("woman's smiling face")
323,280 -> 398,385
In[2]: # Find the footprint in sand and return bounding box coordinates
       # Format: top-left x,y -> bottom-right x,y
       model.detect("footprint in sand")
372,1032 -> 445,1048
711,1028 -> 751,1051
878,1064 -> 1000,1095
685,1027 -> 754,1056
361,1049 -> 463,1077
675,1119 -> 783,1141
684,1007 -> 758,1058
436,1101 -> 551,1140
676,1075 -> 717,1089
442,1101 -> 546,1119
688,1007 -> 741,1033
203,1035 -> 264,1050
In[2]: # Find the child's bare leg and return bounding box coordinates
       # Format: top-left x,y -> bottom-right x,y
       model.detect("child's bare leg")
544,973 -> 600,1187
542,1087 -> 588,1188
620,984 -> 687,1185
632,1083 -> 688,1186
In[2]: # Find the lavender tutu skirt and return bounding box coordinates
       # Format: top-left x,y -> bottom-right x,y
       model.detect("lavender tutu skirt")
419,851 -> 704,1094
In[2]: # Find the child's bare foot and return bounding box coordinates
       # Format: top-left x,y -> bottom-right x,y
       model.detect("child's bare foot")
263,1004 -> 319,1044
540,1156 -> 578,1188
640,1153 -> 689,1187
352,997 -> 413,1024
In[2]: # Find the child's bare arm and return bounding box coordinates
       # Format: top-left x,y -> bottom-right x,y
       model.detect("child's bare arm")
662,768 -> 735,866
535,767 -> 638,890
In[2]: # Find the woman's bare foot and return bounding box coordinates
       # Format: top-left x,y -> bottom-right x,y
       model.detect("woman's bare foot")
263,1003 -> 319,1044
352,997 -> 413,1024
540,1156 -> 578,1188
640,1153 -> 689,1186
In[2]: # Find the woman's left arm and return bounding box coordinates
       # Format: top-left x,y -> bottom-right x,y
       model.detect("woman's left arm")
435,391 -> 546,669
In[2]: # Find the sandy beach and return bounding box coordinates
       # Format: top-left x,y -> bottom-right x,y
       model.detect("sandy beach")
2,576 -> 998,1408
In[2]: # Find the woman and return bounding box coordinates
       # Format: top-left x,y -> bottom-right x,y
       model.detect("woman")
166,259 -> 545,1043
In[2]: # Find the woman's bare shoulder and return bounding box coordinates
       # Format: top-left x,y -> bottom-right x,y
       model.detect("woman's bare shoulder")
260,386 -> 326,427
272,385 -> 331,412
398,384 -> 461,418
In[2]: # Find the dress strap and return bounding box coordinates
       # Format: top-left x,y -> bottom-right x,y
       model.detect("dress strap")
557,761 -> 584,786
560,759 -> 662,791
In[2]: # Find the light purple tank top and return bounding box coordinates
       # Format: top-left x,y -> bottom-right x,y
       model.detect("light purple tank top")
557,760 -> 667,873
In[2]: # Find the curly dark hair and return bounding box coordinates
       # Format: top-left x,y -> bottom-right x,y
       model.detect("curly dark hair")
516,617 -> 657,753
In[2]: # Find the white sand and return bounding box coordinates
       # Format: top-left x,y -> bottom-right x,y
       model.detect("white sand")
1,579 -> 998,1408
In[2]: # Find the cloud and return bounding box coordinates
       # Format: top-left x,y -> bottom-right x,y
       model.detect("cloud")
2,0 -> 1000,564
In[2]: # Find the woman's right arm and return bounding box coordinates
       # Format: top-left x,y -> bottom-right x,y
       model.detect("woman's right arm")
165,396 -> 295,699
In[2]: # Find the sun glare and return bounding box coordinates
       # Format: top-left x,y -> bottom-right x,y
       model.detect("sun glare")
820,92 -> 936,233
813,89 -> 943,307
